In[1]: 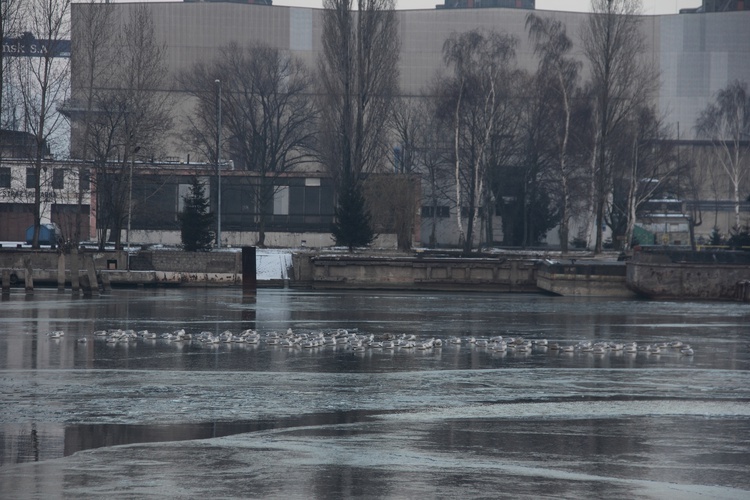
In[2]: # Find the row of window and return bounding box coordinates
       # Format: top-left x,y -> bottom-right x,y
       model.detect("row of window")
421,206 -> 505,218
0,167 -> 90,191
421,205 -> 450,218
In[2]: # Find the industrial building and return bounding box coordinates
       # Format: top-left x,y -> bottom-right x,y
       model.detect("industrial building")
4,0 -> 748,248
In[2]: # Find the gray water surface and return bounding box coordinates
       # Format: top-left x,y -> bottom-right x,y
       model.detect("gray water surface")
1,288 -> 749,499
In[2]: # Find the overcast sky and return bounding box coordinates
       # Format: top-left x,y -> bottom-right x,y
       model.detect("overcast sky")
269,0 -> 703,15
121,1 -> 704,15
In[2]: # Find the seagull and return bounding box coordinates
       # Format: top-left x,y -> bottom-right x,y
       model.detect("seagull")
680,345 -> 694,356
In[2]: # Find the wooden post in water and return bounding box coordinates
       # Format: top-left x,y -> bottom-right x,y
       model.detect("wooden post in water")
24,257 -> 33,295
57,253 -> 66,291
1,269 -> 10,295
242,246 -> 256,294
70,247 -> 80,293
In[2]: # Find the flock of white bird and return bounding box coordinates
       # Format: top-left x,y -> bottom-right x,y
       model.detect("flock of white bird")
46,328 -> 695,356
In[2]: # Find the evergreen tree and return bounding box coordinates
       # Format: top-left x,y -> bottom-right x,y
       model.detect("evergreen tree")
180,177 -> 214,252
331,180 -> 375,252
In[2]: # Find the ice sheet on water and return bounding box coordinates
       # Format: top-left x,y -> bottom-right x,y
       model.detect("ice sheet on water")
2,367 -> 749,426
375,399 -> 750,422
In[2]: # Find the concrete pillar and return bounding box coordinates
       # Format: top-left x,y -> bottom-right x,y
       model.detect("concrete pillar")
57,253 -> 66,291
85,256 -> 99,296
100,272 -> 111,292
80,273 -> 92,296
242,246 -> 256,294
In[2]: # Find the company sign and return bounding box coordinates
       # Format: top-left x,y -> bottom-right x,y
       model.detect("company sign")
2,32 -> 71,58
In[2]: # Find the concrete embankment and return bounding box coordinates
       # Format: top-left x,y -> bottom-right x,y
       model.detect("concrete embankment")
626,247 -> 750,301
21,246 -> 739,299
292,252 -> 539,292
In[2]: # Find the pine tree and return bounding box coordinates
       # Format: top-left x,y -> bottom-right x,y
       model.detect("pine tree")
180,177 -> 214,252
331,180 -> 375,252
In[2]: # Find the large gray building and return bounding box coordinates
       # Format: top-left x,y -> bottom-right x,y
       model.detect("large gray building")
68,1 -> 750,248
69,1 -> 750,142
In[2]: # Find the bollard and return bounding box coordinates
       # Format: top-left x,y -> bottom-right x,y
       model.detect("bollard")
242,246 -> 257,294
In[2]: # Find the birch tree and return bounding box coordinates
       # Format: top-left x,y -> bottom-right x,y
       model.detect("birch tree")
441,28 -> 518,252
695,80 -> 750,230
611,106 -> 678,249
526,13 -> 581,252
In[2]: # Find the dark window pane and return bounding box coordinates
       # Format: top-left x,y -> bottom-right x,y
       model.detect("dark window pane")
26,168 -> 36,189
79,169 -> 90,191
52,169 -> 64,189
0,167 -> 10,188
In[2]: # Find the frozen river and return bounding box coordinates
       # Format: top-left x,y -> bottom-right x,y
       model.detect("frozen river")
1,288 -> 749,499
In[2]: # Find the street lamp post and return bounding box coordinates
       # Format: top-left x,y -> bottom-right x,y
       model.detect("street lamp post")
126,146 -> 140,270
215,79 -> 222,248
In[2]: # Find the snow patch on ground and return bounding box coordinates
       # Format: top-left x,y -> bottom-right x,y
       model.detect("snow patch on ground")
256,250 -> 293,281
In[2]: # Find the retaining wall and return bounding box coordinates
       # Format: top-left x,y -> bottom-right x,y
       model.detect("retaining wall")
293,254 -> 539,292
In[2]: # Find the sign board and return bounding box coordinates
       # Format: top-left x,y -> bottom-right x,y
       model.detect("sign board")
2,33 -> 71,58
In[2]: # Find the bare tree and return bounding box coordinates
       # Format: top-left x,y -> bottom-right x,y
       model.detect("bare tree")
695,80 -> 750,230
80,4 -> 173,249
441,28 -> 518,253
364,174 -> 418,251
679,142 -> 706,250
318,0 -> 400,248
386,97 -> 424,249
1,0 -> 23,132
67,0 -> 116,244
14,0 -> 71,248
580,0 -> 659,253
181,42 -> 318,247
526,13 -> 582,252
610,105 -> 678,249
412,86 -> 453,248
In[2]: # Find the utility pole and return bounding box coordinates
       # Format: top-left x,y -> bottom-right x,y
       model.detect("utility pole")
215,79 -> 222,248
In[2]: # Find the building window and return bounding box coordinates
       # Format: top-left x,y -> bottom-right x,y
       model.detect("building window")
0,167 -> 10,188
422,205 -> 450,218
26,168 -> 37,189
79,169 -> 90,191
52,169 -> 64,189
274,186 -> 289,215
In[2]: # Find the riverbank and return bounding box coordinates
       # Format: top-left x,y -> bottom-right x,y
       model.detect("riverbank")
3,246 -> 749,301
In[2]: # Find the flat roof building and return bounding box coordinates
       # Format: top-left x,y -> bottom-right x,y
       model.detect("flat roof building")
69,1 -> 750,161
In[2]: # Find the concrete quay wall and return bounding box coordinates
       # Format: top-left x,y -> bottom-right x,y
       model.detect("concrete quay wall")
625,248 -> 750,301
293,254 -> 539,292
537,262 -> 636,298
131,250 -> 240,274
627,261 -> 750,301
